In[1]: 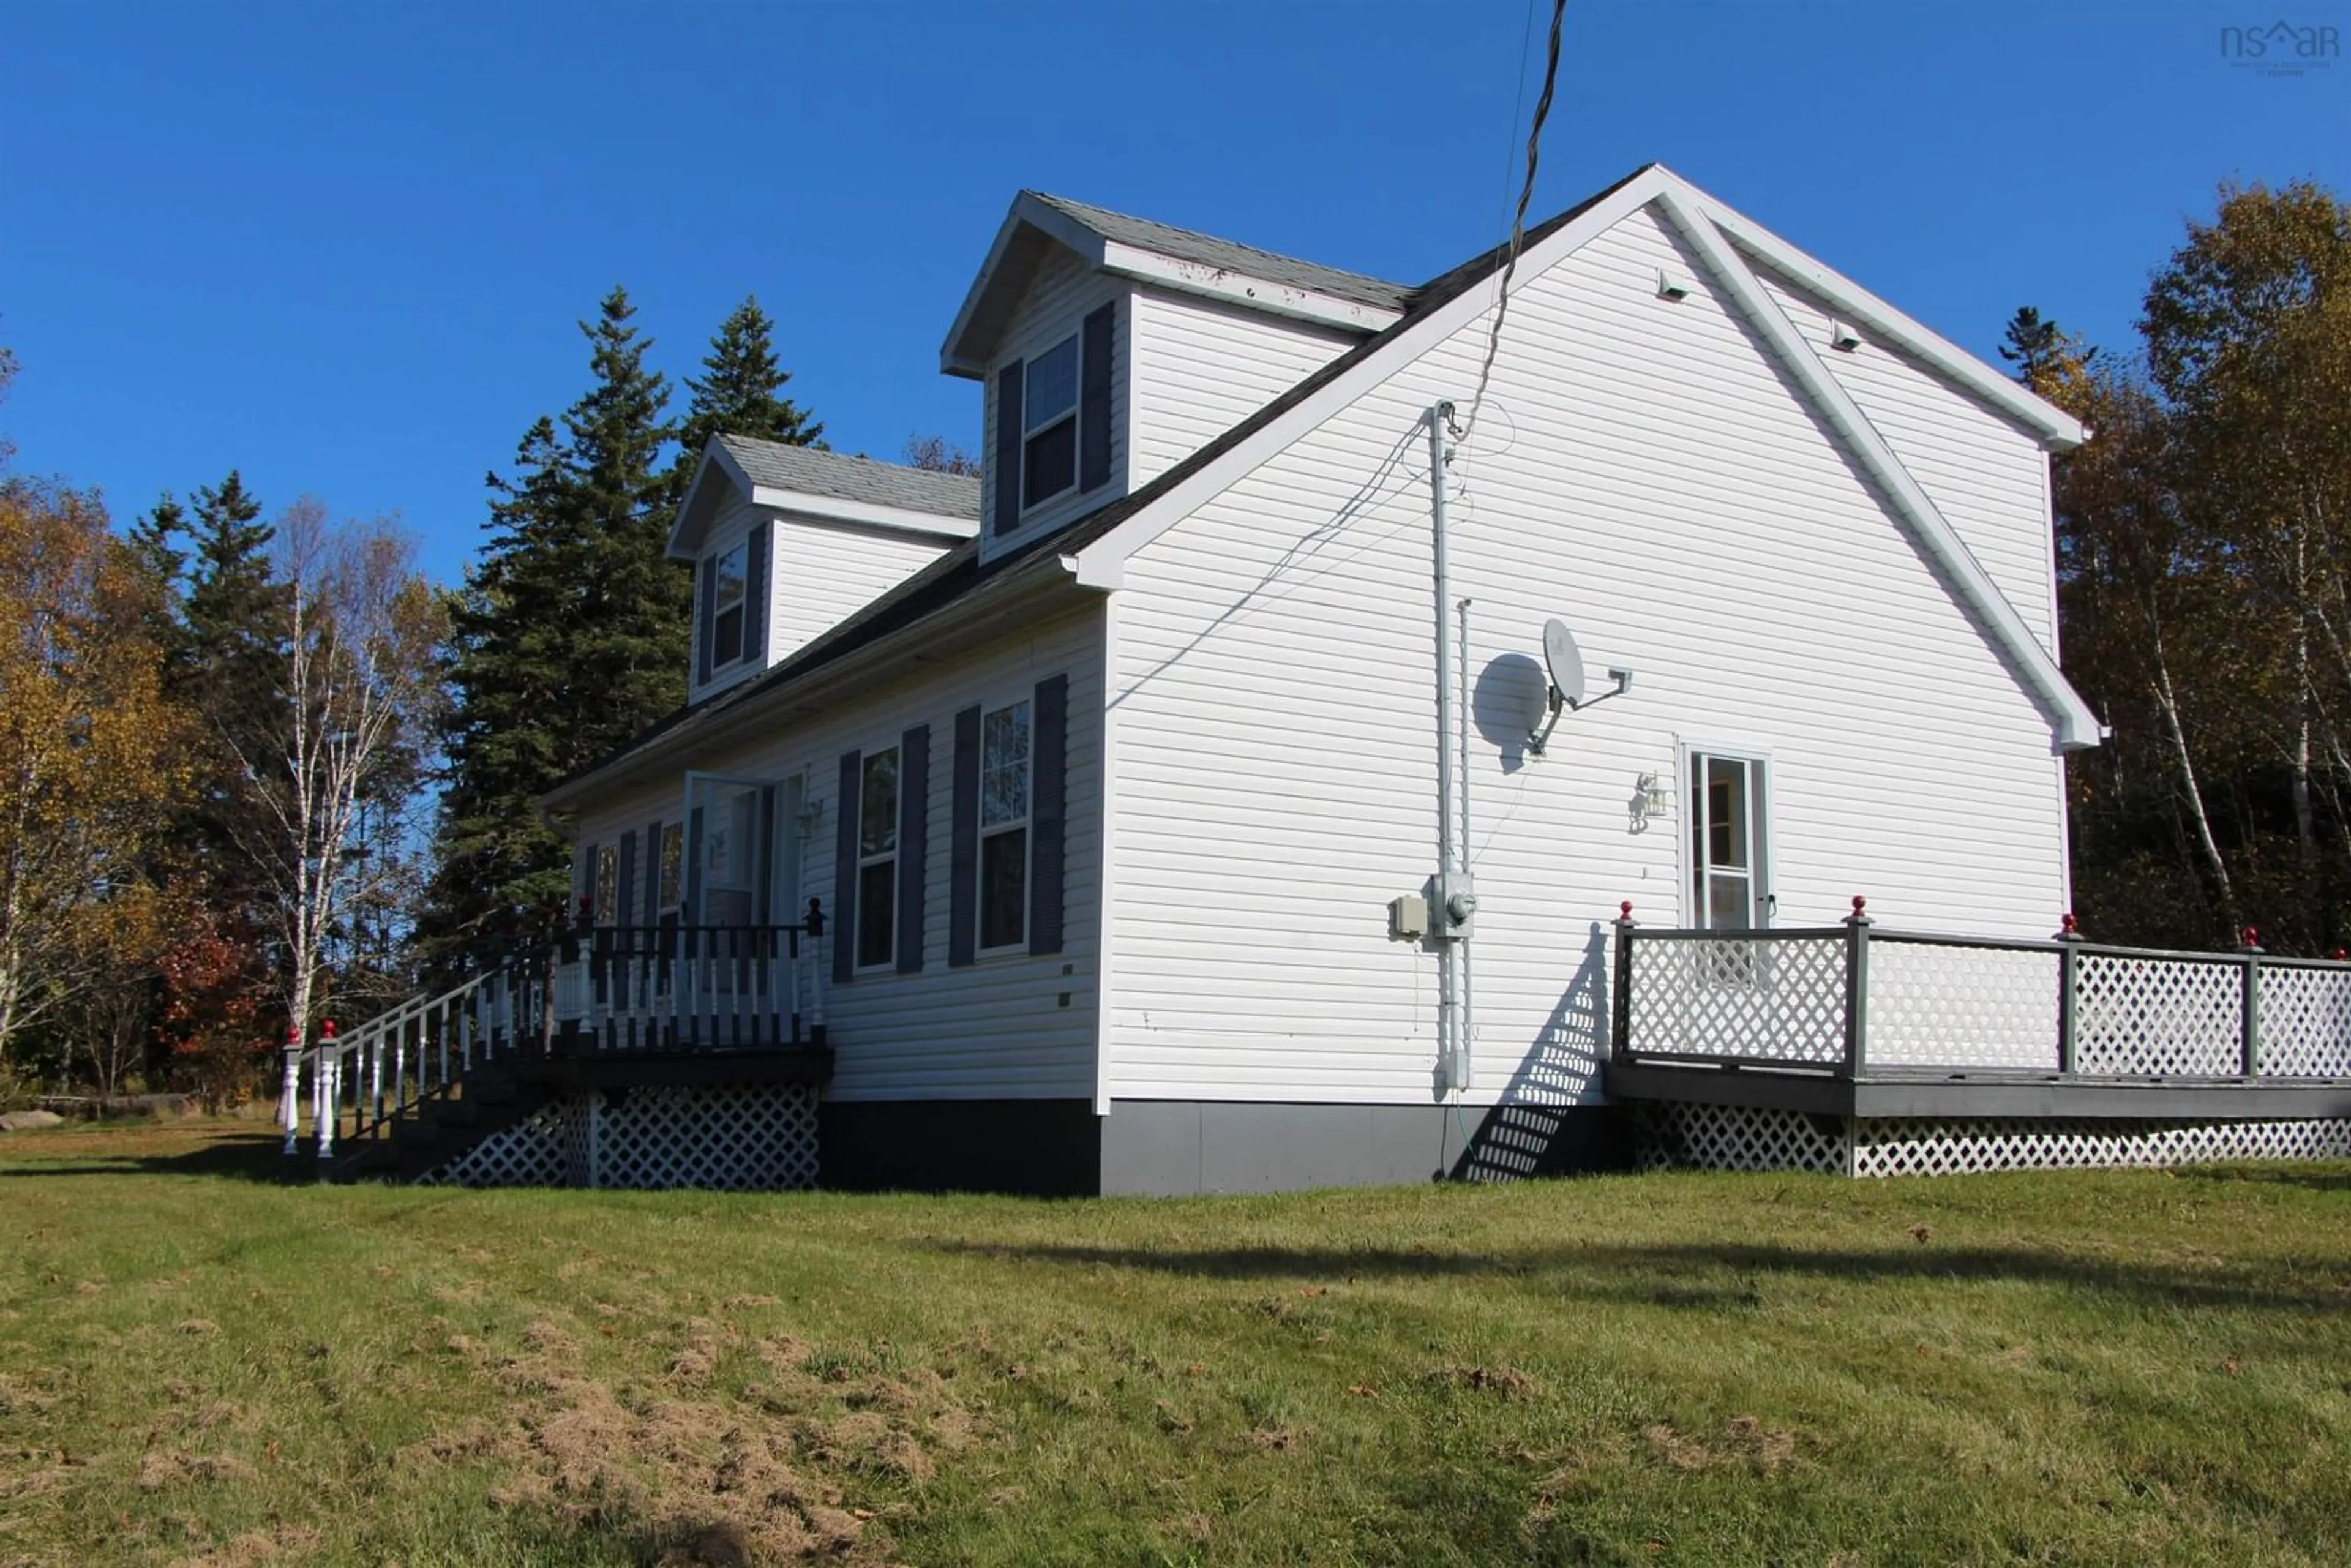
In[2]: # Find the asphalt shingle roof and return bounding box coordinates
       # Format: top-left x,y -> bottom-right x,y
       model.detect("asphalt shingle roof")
1026,191 -> 1417,315
718,434 -> 980,522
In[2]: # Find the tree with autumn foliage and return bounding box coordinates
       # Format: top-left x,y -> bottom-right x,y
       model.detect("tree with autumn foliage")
0,480 -> 190,1073
2042,179 -> 2351,951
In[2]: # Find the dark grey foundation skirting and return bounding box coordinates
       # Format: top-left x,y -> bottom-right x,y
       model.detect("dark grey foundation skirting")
816,1096 -> 1623,1196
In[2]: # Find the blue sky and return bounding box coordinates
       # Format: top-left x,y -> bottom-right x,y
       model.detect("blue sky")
4,2 -> 2345,586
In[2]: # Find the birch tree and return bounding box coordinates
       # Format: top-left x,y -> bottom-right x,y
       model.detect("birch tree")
227,503 -> 444,1040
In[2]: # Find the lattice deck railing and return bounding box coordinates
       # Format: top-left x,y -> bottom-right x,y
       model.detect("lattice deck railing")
1613,901 -> 2351,1083
277,907 -> 828,1171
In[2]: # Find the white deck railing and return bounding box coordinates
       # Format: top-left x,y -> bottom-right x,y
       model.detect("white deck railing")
279,913 -> 828,1171
1614,901 -> 2351,1081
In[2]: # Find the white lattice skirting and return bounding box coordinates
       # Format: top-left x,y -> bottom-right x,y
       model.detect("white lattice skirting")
418,1082 -> 819,1190
1632,1103 -> 2351,1178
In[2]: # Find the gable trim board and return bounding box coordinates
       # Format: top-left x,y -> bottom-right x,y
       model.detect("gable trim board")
1650,187 -> 2101,752
1063,165 -> 2099,754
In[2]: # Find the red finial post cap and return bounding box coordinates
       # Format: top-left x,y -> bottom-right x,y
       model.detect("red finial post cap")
286,1024 -> 302,1045
321,1019 -> 337,1040
1619,900 -> 1634,920
2242,926 -> 2260,948
1851,895 -> 1868,917
2333,948 -> 2347,962
2061,912 -> 2078,936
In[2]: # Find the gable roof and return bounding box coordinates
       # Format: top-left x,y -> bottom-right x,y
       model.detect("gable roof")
1024,192 -> 1416,315
556,163 -> 2099,804
714,435 -> 980,520
666,437 -> 979,559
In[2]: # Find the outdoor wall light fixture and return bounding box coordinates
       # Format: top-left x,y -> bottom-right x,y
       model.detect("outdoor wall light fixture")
1637,771 -> 1670,816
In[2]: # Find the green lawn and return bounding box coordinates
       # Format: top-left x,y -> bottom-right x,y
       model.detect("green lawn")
3,1123 -> 2349,1566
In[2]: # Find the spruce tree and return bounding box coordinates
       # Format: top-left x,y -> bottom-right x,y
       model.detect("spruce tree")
173,472 -> 292,999
422,290 -> 685,964
678,296 -> 823,457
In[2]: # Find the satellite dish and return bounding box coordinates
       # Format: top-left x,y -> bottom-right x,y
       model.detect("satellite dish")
1542,618 -> 1588,709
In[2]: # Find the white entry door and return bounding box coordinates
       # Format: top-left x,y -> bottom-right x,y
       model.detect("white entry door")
1687,750 -> 1772,929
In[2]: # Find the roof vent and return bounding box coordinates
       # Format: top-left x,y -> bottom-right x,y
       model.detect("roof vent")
1657,269 -> 1694,301
1829,320 -> 1862,352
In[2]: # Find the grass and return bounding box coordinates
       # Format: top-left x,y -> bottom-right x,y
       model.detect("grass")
3,1123 -> 2350,1566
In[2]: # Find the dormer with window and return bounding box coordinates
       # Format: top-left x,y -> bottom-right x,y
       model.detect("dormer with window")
942,192 -> 1411,566
668,436 -> 980,702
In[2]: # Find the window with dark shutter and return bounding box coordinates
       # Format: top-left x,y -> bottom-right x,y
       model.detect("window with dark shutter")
1079,304 -> 1113,493
976,699 -> 1032,952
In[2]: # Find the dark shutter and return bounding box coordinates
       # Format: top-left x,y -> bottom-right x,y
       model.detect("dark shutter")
683,809 -> 705,924
743,521 -> 770,663
948,704 -> 981,967
992,359 -> 1024,535
1029,674 -> 1068,955
896,724 -> 929,974
1079,304 -> 1114,493
643,819 -> 664,921
696,558 -> 717,685
833,750 -> 860,984
572,844 -> 591,919
616,830 -> 637,930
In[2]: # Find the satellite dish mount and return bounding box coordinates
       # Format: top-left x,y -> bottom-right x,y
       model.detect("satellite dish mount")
1528,617 -> 1633,756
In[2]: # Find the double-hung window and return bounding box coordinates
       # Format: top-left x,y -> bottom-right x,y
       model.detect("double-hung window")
708,542 -> 748,668
978,699 -> 1032,951
856,747 -> 899,969
1021,336 -> 1079,511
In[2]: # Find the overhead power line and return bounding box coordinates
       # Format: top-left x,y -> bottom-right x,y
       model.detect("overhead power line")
1457,0 -> 1568,450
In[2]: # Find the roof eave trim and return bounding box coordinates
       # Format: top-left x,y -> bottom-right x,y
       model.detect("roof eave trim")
749,486 -> 980,542
1653,187 -> 2102,753
1099,241 -> 1402,335
1690,188 -> 2089,451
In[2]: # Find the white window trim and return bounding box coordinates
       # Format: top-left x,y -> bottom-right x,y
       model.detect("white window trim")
853,740 -> 902,973
975,696 -> 1034,958
1019,332 -> 1081,515
1674,738 -> 1775,931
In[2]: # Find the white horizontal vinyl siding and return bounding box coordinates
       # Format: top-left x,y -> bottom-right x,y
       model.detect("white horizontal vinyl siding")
769,513 -> 953,663
1126,288 -> 1358,487
571,606 -> 1106,1103
1752,265 -> 2061,656
980,244 -> 1128,563
1105,201 -> 2069,1111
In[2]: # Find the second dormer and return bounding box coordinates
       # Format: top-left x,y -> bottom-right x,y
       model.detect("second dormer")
669,436 -> 980,703
942,191 -> 1412,565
